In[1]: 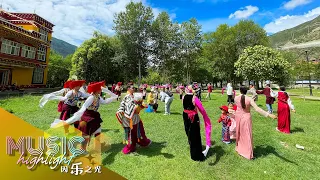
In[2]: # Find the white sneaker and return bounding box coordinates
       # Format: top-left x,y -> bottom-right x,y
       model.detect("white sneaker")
164,113 -> 168,115
296,144 -> 304,150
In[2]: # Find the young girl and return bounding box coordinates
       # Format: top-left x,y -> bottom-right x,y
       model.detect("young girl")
217,105 -> 232,144
228,103 -> 237,140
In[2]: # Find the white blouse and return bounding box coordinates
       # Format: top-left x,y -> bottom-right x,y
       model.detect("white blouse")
270,91 -> 295,110
64,87 -> 118,125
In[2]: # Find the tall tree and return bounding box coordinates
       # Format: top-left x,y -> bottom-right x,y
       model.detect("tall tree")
151,12 -> 181,82
113,2 -> 154,84
202,20 -> 269,83
69,32 -> 117,82
180,18 -> 202,83
235,45 -> 291,86
47,51 -> 72,87
202,24 -> 235,82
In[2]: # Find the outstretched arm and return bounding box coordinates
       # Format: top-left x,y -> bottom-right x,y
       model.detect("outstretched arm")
39,90 -> 72,108
250,98 -> 271,117
65,96 -> 94,125
101,87 -> 118,104
288,97 -> 295,110
194,96 -> 212,147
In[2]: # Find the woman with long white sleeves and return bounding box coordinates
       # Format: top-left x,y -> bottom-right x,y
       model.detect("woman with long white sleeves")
51,81 -> 118,150
271,86 -> 296,134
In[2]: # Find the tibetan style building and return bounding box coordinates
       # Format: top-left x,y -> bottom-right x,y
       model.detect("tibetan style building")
0,9 -> 54,88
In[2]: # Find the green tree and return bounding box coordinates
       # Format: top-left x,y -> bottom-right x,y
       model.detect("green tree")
141,69 -> 164,84
47,51 -> 72,87
151,12 -> 181,82
202,20 -> 269,84
69,32 -> 117,82
113,2 -> 154,84
315,63 -> 320,80
202,24 -> 237,83
235,45 -> 291,86
180,18 -> 202,83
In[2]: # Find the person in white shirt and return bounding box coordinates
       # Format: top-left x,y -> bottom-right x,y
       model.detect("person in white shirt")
227,83 -> 234,104
160,87 -> 174,115
247,84 -> 258,101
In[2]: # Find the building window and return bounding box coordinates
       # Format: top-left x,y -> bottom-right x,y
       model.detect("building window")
32,68 -> 44,84
37,45 -> 46,61
21,45 -> 36,59
1,39 -> 20,56
39,28 -> 48,42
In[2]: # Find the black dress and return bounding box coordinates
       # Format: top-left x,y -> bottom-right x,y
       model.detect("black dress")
182,94 -> 206,161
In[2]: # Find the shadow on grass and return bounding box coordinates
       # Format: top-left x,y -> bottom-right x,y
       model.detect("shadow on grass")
254,145 -> 298,165
101,129 -> 120,133
208,146 -> 225,166
102,143 -> 123,165
102,141 -> 174,165
170,112 -> 182,115
138,141 -> 174,159
291,127 -> 304,133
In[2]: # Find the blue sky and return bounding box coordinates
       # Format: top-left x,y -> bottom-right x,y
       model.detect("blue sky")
148,0 -> 320,33
2,0 -> 320,46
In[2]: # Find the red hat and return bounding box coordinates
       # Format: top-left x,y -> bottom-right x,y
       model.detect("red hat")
233,105 -> 237,111
87,81 -> 104,94
70,80 -> 86,89
63,80 -> 73,88
220,105 -> 229,113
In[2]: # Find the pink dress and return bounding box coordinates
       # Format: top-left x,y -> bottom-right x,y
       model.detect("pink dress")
235,95 -> 269,160
228,109 -> 236,139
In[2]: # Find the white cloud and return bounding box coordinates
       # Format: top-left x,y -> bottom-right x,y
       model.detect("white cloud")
1,0 -> 174,46
264,7 -> 320,33
283,0 -> 312,10
199,18 -> 238,32
229,5 -> 259,19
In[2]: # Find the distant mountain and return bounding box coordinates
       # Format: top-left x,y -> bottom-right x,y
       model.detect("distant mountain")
51,37 -> 77,57
269,15 -> 320,48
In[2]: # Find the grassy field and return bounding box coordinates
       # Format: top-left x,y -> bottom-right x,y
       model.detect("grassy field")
0,90 -> 320,180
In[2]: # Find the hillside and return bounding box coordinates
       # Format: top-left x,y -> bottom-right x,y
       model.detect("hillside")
269,15 -> 320,48
51,37 -> 77,57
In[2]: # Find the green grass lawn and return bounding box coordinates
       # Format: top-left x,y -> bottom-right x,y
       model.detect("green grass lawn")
1,90 -> 320,180
287,88 -> 320,97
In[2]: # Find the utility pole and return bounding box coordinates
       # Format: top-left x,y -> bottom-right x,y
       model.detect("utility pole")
305,50 -> 313,96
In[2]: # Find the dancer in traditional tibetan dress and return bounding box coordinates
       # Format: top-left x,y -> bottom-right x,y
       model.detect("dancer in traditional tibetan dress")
41,80 -> 89,134
235,86 -> 276,160
271,86 -> 296,134
52,81 -> 118,150
182,85 -> 212,161
179,85 -> 184,100
116,86 -> 152,154
160,86 -> 174,115
115,82 -> 123,101
39,80 -> 73,111
256,81 -> 275,114
206,83 -> 213,100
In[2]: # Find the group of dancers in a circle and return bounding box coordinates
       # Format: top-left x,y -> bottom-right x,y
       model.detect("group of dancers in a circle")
40,80 -> 295,161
